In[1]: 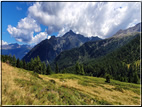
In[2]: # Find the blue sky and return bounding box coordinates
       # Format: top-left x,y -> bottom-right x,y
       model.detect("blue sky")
2,2 -> 30,44
2,2 -> 141,46
2,2 -> 50,45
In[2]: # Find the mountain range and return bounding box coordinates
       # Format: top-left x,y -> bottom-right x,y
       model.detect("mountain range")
3,23 -> 141,64
53,23 -> 141,69
22,30 -> 101,63
113,23 -> 141,37
2,22 -> 141,84
2,43 -> 32,59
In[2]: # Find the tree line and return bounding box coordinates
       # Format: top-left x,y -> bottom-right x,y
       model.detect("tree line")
59,35 -> 140,84
1,54 -> 140,84
1,54 -> 60,75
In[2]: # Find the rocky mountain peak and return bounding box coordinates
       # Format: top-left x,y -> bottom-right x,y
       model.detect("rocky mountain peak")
112,22 -> 141,38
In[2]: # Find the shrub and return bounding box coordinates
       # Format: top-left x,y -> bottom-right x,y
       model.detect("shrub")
105,74 -> 110,83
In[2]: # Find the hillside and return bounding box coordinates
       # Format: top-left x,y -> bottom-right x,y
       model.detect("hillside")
55,33 -> 140,83
83,34 -> 140,82
22,30 -> 101,63
53,22 -> 141,69
2,62 -> 140,105
53,32 -> 140,70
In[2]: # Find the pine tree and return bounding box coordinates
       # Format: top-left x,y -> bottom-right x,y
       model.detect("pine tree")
42,62 -> 47,75
34,56 -> 42,74
133,71 -> 139,83
105,73 -> 110,83
80,64 -> 85,75
26,62 -> 30,70
55,63 -> 59,74
46,64 -> 53,75
75,62 -> 80,74
2,55 -> 5,62
128,64 -> 133,82
19,60 -> 23,68
23,60 -> 26,69
85,65 -> 94,75
12,55 -> 17,67
8,54 -> 12,64
16,58 -> 20,68
62,68 -> 66,74
30,58 -> 34,71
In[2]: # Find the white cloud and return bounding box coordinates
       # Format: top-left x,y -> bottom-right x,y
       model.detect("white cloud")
28,2 -> 141,38
32,32 -> 48,44
7,24 -> 34,43
17,17 -> 41,32
7,17 -> 43,44
7,2 -> 141,44
1,40 -> 8,45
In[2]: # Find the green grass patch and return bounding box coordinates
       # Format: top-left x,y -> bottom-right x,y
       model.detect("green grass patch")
2,63 -> 140,105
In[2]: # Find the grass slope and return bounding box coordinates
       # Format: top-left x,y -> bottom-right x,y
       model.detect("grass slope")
2,62 -> 141,105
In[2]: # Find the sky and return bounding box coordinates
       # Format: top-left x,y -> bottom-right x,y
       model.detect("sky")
1,2 -> 141,46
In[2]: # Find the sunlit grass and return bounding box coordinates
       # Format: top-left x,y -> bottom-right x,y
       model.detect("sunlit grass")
2,63 -> 141,105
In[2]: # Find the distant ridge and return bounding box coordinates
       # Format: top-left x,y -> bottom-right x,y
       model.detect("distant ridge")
2,43 -> 32,59
112,22 -> 141,37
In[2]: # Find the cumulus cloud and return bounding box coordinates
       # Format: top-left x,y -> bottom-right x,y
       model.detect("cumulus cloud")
7,2 -> 141,44
28,2 -> 141,38
1,40 -> 8,45
32,32 -> 48,44
7,17 -> 44,44
17,17 -> 41,32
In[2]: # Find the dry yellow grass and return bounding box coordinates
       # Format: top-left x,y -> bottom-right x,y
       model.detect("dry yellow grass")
2,63 -> 35,105
2,62 -> 141,105
40,75 -> 140,105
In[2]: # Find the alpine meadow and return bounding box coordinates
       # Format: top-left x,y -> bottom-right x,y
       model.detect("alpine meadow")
1,1 -> 141,106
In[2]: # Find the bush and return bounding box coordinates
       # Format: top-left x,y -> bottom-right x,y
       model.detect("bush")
105,74 -> 110,83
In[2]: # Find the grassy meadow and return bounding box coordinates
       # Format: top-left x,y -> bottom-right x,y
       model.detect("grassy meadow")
2,62 -> 141,105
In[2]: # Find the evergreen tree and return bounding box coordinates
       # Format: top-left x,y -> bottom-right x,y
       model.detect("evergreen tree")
128,64 -> 134,83
75,62 -> 80,74
26,62 -> 30,70
42,62 -> 47,74
19,60 -> 23,68
2,55 -> 5,62
34,56 -> 42,74
16,58 -> 20,68
133,71 -> 139,83
8,54 -> 12,64
80,64 -> 85,75
62,68 -> 66,74
55,63 -> 59,74
105,74 -> 110,83
84,65 -> 94,76
12,55 -> 17,67
23,60 -> 26,69
30,58 -> 34,71
46,64 -> 53,75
